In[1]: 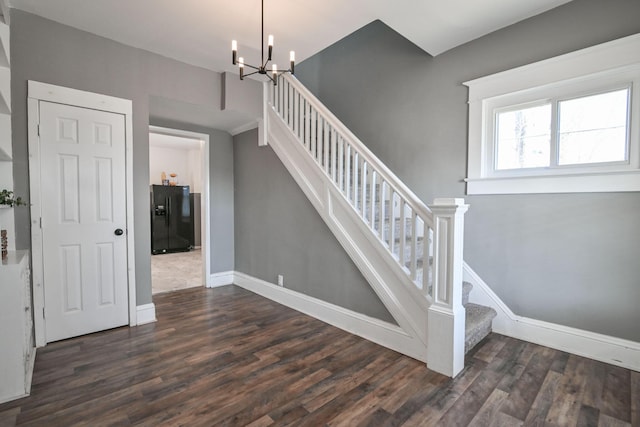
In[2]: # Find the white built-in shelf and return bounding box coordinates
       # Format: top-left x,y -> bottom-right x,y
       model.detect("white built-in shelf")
0,145 -> 10,161
0,22 -> 9,115
0,22 -> 8,69
0,250 -> 26,266
0,67 -> 9,115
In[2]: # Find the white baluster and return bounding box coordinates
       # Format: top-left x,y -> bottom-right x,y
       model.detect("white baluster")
289,82 -> 295,129
424,222 -> 432,296
409,211 -> 417,281
345,144 -> 352,200
331,128 -> 337,183
316,114 -> 325,168
389,191 -> 397,256
360,161 -> 367,217
352,152 -> 359,208
310,107 -> 316,158
337,136 -> 344,191
287,80 -> 292,125
369,171 -> 376,225
379,180 -> 386,240
303,101 -> 309,149
324,121 -> 330,174
273,80 -> 279,114
292,89 -> 299,138
398,200 -> 405,265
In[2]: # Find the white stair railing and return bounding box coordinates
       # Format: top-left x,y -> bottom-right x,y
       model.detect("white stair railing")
267,74 -> 469,377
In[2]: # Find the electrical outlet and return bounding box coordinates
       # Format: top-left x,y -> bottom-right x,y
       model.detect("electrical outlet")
277,274 -> 284,287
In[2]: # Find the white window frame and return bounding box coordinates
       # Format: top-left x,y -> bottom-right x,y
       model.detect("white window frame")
464,33 -> 640,194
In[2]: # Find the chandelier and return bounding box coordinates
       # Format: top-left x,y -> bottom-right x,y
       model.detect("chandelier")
231,0 -> 295,86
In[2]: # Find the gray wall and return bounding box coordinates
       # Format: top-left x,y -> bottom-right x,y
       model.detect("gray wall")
11,11 -> 234,305
295,0 -> 640,341
233,129 -> 395,323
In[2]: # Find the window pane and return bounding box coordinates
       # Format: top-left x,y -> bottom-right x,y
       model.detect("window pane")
558,89 -> 629,165
495,104 -> 551,170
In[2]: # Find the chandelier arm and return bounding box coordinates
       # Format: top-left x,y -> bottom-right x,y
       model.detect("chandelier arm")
242,70 -> 260,78
242,63 -> 262,71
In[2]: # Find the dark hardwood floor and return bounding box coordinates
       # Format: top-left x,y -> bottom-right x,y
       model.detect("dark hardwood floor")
0,285 -> 638,426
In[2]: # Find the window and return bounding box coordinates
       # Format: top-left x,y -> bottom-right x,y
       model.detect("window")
464,34 -> 640,194
495,103 -> 551,170
556,89 -> 629,166
493,87 -> 631,172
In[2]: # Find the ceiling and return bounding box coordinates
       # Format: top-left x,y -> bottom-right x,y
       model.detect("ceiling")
8,0 -> 573,132
9,0 -> 572,73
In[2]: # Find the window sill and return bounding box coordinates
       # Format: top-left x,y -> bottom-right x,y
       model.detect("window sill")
465,170 -> 640,195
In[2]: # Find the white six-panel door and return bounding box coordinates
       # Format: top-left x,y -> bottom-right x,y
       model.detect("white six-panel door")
39,101 -> 129,342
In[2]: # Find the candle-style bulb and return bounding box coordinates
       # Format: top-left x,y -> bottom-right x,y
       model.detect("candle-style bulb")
290,51 -> 295,74
232,40 -> 238,65
268,35 -> 273,60
239,57 -> 244,80
272,64 -> 277,85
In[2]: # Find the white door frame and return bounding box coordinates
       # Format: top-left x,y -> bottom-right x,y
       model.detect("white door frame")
28,81 -> 137,347
149,125 -> 211,288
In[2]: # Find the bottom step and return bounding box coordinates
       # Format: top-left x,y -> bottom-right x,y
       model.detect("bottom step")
465,303 -> 497,353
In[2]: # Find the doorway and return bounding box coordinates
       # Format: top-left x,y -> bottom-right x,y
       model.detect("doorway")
148,126 -> 210,294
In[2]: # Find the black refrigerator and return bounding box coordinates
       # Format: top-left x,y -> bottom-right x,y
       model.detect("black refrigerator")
151,185 -> 192,254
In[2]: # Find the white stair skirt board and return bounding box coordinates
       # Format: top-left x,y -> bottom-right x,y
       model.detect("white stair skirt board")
266,108 -> 430,361
233,272 -> 428,363
136,303 -> 157,325
208,271 -> 235,288
463,262 -> 640,372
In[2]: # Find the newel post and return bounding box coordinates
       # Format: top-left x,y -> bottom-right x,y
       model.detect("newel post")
427,198 -> 469,377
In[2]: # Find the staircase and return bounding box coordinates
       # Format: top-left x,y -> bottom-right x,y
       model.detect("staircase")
264,74 -> 496,376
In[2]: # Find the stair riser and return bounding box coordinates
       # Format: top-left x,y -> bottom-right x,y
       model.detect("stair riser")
464,303 -> 498,354
462,282 -> 472,307
465,322 -> 492,353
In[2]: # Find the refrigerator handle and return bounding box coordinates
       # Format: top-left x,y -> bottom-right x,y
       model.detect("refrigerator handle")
166,197 -> 170,226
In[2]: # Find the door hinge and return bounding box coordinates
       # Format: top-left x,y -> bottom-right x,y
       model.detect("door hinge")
42,307 -> 45,319
37,124 -> 40,136
39,217 -> 42,229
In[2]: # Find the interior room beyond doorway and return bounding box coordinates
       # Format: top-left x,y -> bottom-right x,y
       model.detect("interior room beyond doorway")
149,128 -> 209,294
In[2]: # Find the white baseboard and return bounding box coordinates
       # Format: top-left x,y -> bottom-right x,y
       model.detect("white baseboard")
233,271 -> 427,362
463,262 -> 640,372
136,303 -> 157,325
208,271 -> 235,288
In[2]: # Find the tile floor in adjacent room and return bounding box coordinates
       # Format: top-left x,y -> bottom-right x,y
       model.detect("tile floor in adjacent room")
151,249 -> 203,294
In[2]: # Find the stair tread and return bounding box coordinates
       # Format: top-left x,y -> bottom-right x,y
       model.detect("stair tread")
465,303 -> 497,330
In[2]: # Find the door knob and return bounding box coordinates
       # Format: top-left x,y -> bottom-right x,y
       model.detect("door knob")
114,228 -> 124,236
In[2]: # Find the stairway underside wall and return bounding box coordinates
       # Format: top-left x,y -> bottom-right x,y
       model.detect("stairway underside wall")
233,128 -> 396,324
